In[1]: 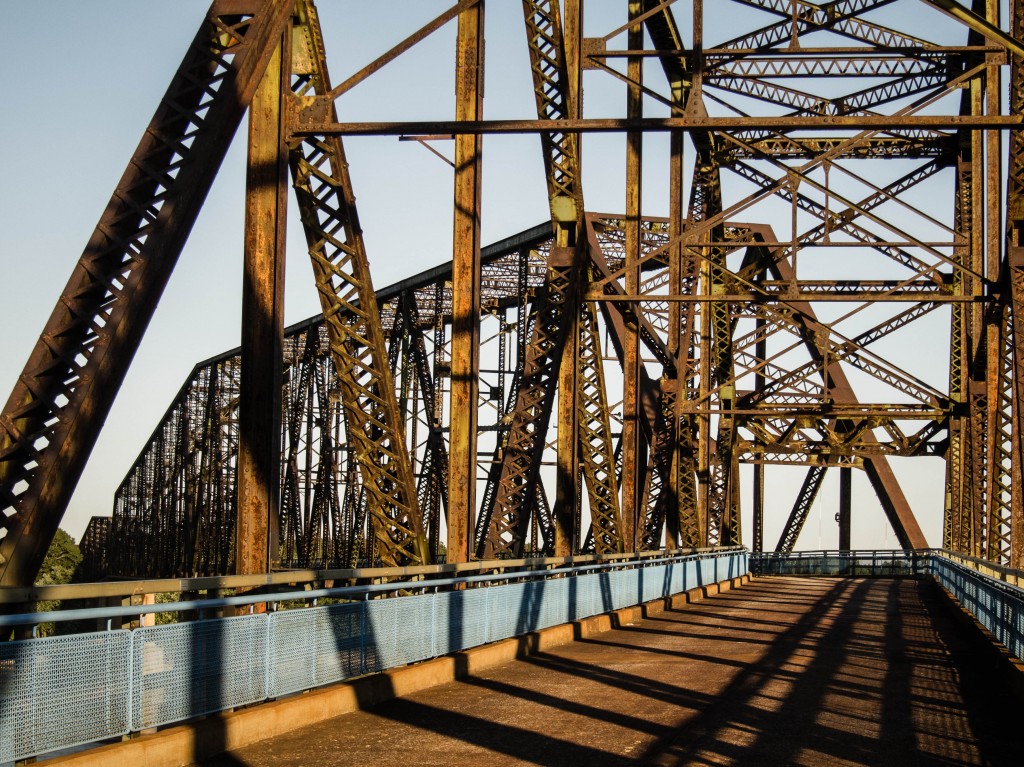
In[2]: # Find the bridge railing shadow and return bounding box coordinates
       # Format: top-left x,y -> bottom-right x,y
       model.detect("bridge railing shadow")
345,572 -> 1024,766
0,548 -> 747,763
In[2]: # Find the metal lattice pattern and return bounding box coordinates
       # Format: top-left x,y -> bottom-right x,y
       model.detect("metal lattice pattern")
479,247 -> 578,557
288,2 -> 424,567
577,287 -> 624,554
775,466 -> 828,554
108,231 -> 554,575
8,1 -> 1024,581
111,358 -> 241,576
521,0 -> 579,209
133,613 -> 268,731
0,631 -> 131,762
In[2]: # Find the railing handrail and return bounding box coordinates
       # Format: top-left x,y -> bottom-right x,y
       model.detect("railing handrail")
0,546 -> 742,606
0,548 -> 745,629
750,549 -> 916,557
751,548 -> 1024,588
928,548 -> 1024,588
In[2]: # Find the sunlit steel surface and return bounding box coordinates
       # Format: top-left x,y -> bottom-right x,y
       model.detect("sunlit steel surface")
3,0 -> 1024,582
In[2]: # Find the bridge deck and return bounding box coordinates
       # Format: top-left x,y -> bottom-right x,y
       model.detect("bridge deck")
195,577 -> 1021,766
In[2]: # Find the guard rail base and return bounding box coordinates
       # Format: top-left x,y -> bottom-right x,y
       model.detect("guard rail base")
37,576 -> 750,767
3,550 -> 747,764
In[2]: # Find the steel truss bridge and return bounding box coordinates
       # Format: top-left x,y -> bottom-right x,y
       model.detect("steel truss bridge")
3,0 -> 1024,584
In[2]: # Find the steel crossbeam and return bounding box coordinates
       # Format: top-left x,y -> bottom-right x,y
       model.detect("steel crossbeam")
6,0 -> 1024,583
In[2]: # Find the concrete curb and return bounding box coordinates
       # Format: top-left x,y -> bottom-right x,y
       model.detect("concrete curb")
42,574 -> 750,767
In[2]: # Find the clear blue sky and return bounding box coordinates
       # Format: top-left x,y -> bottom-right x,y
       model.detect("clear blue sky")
1,1 -> 955,548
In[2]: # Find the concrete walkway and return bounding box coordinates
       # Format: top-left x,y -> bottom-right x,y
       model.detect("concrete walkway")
194,577 -> 1023,766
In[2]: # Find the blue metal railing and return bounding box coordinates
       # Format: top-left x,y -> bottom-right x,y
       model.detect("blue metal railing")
751,548 -> 1024,666
8,547 -> 1020,763
928,552 -> 1024,662
750,549 -> 922,576
0,549 -> 746,763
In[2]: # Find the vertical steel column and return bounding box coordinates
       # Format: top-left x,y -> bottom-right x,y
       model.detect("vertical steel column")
983,0 -> 1012,563
753,311 -> 767,554
753,464 -> 764,553
1006,0 -> 1024,568
555,0 -> 582,556
665,100 -> 685,551
838,466 -> 852,551
969,65 -> 988,558
481,0 -> 587,557
946,152 -> 971,553
448,0 -> 484,564
1009,248 -> 1024,568
642,2 -> 704,549
621,0 -> 645,552
237,34 -> 288,575
690,0 -> 715,549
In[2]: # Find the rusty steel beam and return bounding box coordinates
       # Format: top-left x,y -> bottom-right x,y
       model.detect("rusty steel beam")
554,0 -> 583,557
753,230 -> 929,550
448,0 -> 484,564
291,115 -> 1022,136
774,465 -> 827,554
481,0 -> 627,558
577,291 -> 624,554
287,1 -> 426,567
14,0 -> 1024,582
621,0 -> 645,552
237,32 -> 288,576
476,0 -> 585,558
1004,0 -> 1024,568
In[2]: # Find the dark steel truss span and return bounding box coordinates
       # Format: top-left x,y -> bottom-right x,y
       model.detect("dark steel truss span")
7,1 -> 1024,583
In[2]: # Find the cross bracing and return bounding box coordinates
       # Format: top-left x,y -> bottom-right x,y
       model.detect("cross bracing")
3,0 -> 1024,584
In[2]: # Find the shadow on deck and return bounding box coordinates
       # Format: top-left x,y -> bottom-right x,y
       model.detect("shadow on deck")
196,577 -> 1023,767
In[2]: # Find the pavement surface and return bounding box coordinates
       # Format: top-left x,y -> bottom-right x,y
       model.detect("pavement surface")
194,577 -> 1023,766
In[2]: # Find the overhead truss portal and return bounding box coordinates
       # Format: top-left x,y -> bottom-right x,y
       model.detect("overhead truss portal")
3,0 -> 1024,582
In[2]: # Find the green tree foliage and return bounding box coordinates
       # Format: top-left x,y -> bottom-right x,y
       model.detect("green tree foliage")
34,528 -> 83,636
35,528 -> 83,588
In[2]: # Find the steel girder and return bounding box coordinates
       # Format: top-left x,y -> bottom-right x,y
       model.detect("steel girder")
476,0 -> 629,558
1003,0 -> 1024,568
10,1 -> 1024,581
1,0 -> 425,581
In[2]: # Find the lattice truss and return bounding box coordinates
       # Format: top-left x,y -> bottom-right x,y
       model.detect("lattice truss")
5,0 -> 1024,584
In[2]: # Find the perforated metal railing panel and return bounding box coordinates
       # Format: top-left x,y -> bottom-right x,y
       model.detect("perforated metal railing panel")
433,586 -> 489,655
930,555 -> 1024,661
1,551 -> 747,761
366,593 -> 436,672
0,630 -> 131,762
132,613 -> 268,730
269,601 -> 362,698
